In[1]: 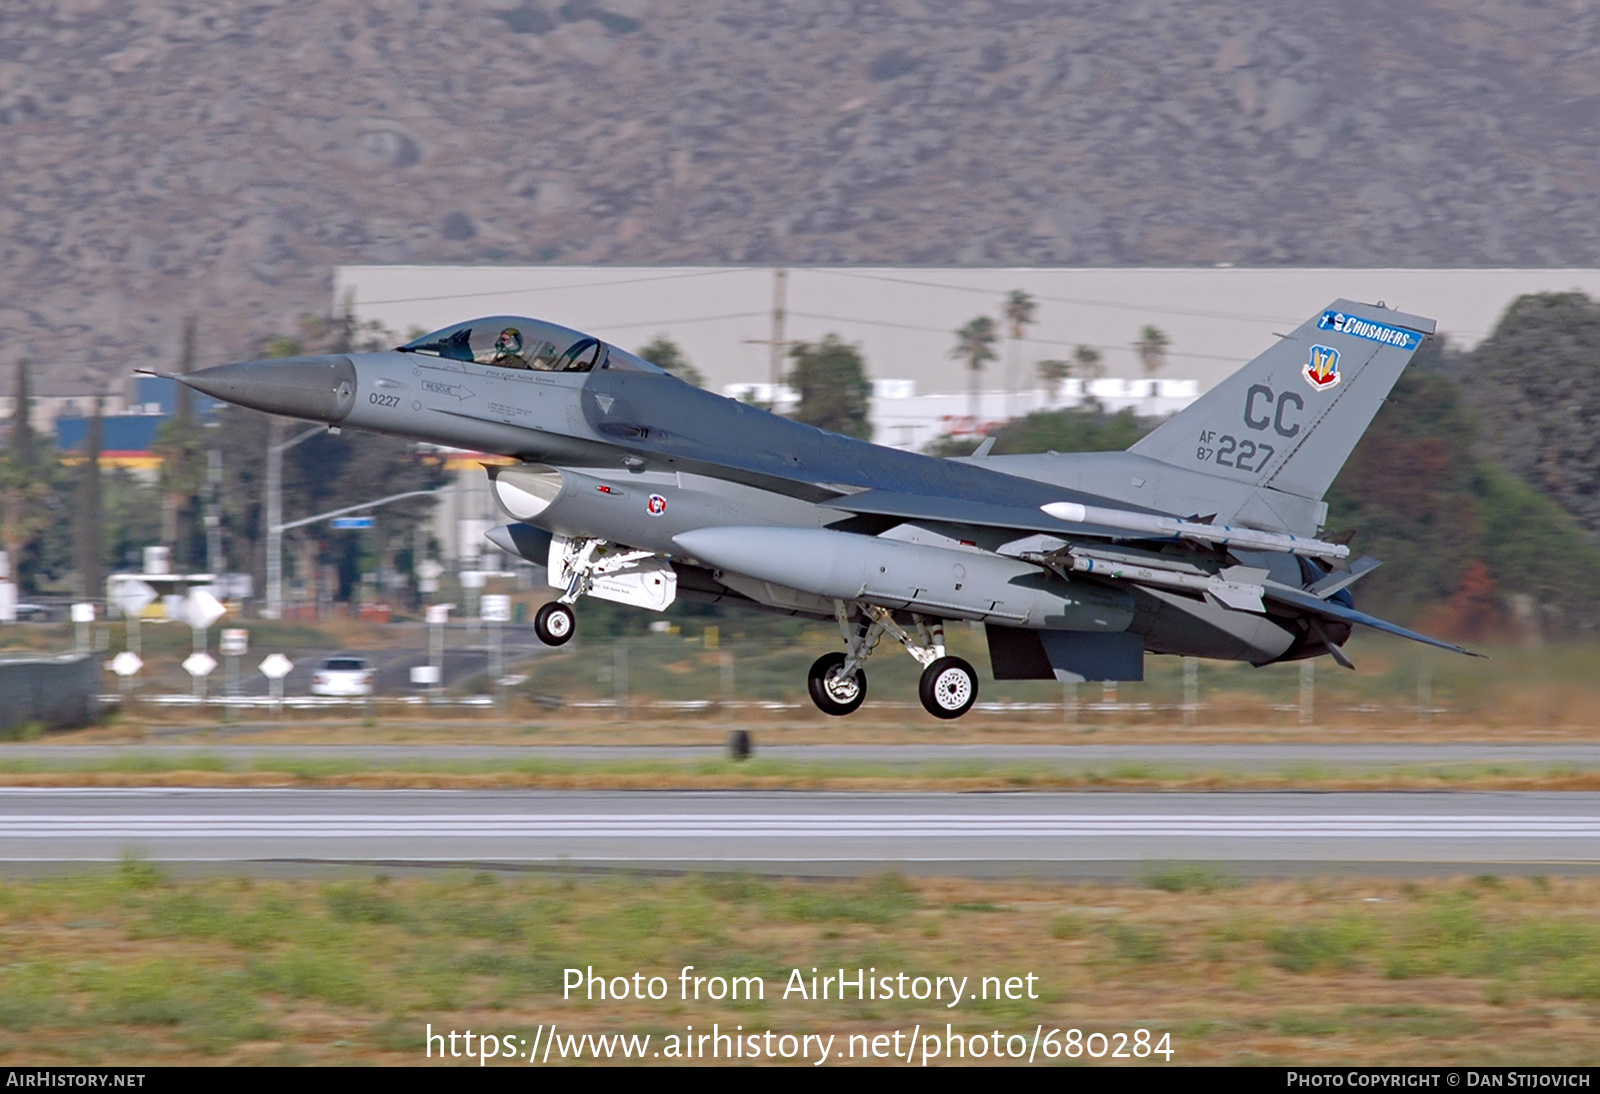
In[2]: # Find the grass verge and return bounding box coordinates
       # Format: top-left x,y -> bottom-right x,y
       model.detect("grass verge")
1,869 -> 1598,1065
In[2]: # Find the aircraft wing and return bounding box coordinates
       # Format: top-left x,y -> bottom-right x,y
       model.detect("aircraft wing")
817,488 -> 1131,539
820,489 -> 1352,560
824,490 -> 1475,656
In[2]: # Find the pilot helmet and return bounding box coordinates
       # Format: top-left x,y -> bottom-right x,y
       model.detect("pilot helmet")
495,327 -> 524,355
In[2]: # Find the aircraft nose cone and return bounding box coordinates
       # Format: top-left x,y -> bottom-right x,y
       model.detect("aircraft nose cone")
180,355 -> 358,424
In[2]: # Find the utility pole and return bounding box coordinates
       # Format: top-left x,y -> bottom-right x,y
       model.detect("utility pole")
263,422 -> 322,618
742,268 -> 791,394
770,267 -> 787,387
205,447 -> 223,578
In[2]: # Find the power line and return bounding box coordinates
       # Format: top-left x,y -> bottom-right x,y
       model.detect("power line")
351,268 -> 744,307
815,269 -> 1301,326
598,310 -> 769,332
785,310 -> 1249,365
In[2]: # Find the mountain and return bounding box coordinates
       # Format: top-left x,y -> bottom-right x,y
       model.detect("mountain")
5,0 -> 1600,391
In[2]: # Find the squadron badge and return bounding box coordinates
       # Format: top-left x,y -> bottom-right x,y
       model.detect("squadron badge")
647,494 -> 668,516
1303,344 -> 1341,391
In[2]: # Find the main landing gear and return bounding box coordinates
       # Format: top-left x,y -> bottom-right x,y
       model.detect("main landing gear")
808,651 -> 866,716
806,604 -> 979,720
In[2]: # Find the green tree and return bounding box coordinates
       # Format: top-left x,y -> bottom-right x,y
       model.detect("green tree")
952,315 -> 998,421
1134,325 -> 1169,376
1073,344 -> 1105,381
9,358 -> 34,468
1,360 -> 55,593
923,402 -> 1155,457
72,396 -> 104,599
634,335 -> 704,387
1326,366 -> 1600,634
787,334 -> 873,440
102,468 -> 163,574
1463,292 -> 1600,538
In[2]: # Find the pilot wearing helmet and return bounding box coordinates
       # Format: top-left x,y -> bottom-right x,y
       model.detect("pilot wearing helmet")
491,326 -> 527,367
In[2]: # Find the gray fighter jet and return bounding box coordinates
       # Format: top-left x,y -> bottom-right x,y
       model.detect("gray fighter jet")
165,298 -> 1474,719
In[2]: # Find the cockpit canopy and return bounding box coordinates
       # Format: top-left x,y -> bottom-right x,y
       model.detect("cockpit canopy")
397,316 -> 663,375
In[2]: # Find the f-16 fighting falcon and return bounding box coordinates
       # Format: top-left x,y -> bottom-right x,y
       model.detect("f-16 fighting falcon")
160,298 -> 1475,720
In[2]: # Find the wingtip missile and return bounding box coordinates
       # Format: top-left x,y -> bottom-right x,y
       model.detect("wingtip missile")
1041,501 -> 1350,560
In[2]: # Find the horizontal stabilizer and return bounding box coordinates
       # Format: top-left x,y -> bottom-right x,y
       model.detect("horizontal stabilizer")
1264,583 -> 1481,658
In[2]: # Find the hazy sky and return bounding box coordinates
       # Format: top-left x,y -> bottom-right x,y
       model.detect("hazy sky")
338,267 -> 1600,394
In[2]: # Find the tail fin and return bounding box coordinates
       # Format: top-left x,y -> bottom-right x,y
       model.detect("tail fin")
1129,300 -> 1435,502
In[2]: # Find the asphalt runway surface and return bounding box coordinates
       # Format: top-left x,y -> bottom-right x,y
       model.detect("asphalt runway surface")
4,788 -> 1598,876
12,743 -> 1600,770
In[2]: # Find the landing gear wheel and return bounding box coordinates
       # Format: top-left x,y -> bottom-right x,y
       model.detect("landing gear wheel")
808,652 -> 867,716
919,656 -> 978,719
534,602 -> 575,646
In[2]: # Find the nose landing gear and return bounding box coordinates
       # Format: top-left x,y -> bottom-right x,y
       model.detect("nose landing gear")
534,601 -> 575,646
534,535 -> 676,647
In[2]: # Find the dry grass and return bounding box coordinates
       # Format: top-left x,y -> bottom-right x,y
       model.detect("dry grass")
3,767 -> 1600,793
2,869 -> 1598,1066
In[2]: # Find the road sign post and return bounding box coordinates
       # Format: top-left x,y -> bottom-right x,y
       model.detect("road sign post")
482,594 -> 511,713
426,604 -> 453,702
461,570 -> 485,638
182,589 -> 227,711
183,651 -> 217,705
109,650 -> 143,705
221,628 -> 248,719
417,559 -> 443,599
71,602 -> 95,657
259,652 -> 293,716
110,579 -> 157,658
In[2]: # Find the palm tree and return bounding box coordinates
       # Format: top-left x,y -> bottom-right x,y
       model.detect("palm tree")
1072,345 -> 1104,381
1036,359 -> 1071,403
952,316 -> 999,423
1135,325 -> 1170,376
1002,289 -> 1036,415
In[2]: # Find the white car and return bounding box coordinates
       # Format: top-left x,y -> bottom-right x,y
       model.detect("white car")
310,656 -> 374,697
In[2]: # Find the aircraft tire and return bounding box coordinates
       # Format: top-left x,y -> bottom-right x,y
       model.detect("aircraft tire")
919,656 -> 978,719
534,602 -> 576,646
808,652 -> 867,716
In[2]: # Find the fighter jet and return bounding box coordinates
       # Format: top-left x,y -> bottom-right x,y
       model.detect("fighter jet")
164,298 -> 1475,719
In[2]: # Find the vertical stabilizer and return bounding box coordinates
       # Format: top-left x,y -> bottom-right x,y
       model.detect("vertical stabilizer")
1129,300 -> 1435,502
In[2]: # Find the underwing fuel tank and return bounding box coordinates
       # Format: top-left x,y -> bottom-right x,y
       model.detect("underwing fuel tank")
672,526 -> 1134,631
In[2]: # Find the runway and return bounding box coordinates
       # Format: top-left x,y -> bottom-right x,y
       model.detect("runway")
11,742 -> 1600,770
4,788 -> 1598,875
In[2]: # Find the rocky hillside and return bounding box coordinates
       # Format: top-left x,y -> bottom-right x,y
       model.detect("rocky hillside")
5,0 -> 1600,391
